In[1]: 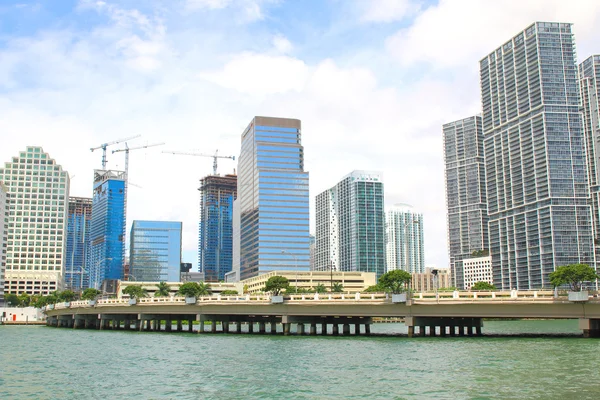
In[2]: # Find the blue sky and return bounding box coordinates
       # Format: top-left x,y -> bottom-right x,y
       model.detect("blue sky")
1,0 -> 600,271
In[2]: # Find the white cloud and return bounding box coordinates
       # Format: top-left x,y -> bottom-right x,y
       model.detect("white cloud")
272,34 -> 293,54
184,0 -> 273,22
359,0 -> 420,23
386,0 -> 600,68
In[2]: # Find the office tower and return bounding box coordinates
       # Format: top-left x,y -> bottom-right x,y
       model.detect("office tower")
580,55 -> 600,254
238,116 -> 310,280
65,197 -> 92,291
129,220 -> 182,282
309,234 -> 316,270
480,22 -> 593,289
443,116 -> 489,289
0,146 -> 69,295
198,174 -> 237,282
89,170 -> 126,289
385,203 -> 425,274
230,198 -> 240,282
0,183 -> 7,305
315,171 -> 386,278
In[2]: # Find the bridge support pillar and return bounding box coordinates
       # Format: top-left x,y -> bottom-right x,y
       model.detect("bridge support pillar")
188,319 -> 194,333
365,324 -> 371,336
270,322 -> 276,334
332,324 -> 339,336
211,321 -> 217,333
419,326 -> 426,336
321,323 -> 327,335
248,322 -> 254,334
343,324 -> 350,336
283,323 -> 290,336
440,326 -> 447,337
579,319 -> 600,338
177,320 -> 183,332
297,323 -> 305,335
259,322 -> 266,334
429,326 -> 436,336
310,324 -> 317,335
407,325 -> 414,338
199,321 -> 205,333
354,324 -> 360,335
166,319 -> 172,332
224,321 -> 230,334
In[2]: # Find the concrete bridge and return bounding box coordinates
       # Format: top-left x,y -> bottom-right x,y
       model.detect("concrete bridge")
43,290 -> 600,337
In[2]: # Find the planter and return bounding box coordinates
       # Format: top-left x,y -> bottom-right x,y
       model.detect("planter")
568,291 -> 589,302
391,293 -> 407,303
129,298 -> 137,305
185,296 -> 197,304
271,295 -> 284,304
88,300 -> 97,306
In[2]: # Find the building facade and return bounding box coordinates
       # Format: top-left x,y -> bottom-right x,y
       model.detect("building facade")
198,174 -> 237,282
65,197 -> 92,291
0,147 -> 69,295
411,268 -> 452,292
386,203 -> 425,274
579,55 -> 600,256
129,220 -> 182,282
480,22 -> 594,289
238,116 -> 310,280
241,270 -> 377,294
463,256 -> 493,290
315,171 -> 386,278
443,116 -> 489,289
230,198 -> 240,282
0,183 -> 8,305
89,170 -> 126,289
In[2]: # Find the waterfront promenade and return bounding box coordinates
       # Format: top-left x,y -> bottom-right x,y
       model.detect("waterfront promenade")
43,290 -> 600,337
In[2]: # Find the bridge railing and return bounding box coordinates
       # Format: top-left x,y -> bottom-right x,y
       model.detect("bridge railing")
412,290 -> 557,302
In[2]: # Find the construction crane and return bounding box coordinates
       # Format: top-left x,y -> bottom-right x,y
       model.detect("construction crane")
112,142 -> 165,180
162,149 -> 235,175
90,135 -> 141,169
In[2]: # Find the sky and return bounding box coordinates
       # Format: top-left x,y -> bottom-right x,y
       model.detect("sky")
1,0 -> 600,271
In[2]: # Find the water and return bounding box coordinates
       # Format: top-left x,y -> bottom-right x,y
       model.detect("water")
1,320 -> 600,399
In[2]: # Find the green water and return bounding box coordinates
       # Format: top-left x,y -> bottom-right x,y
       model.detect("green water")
1,320 -> 600,399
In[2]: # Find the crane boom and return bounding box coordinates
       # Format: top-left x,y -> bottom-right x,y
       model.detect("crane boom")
90,134 -> 141,169
112,142 -> 165,154
162,150 -> 235,175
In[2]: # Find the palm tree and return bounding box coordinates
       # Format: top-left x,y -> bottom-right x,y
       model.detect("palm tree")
155,281 -> 171,297
198,282 -> 212,296
314,284 -> 327,293
331,283 -> 344,293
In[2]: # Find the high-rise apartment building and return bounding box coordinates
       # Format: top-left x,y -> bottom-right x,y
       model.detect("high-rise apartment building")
230,198 -> 240,282
0,183 -> 8,304
579,55 -> 600,254
0,147 -> 69,295
65,197 -> 92,291
443,116 -> 489,289
315,171 -> 386,278
238,116 -> 310,280
129,220 -> 182,282
89,170 -> 126,289
198,174 -> 237,282
386,203 -> 425,274
480,22 -> 593,289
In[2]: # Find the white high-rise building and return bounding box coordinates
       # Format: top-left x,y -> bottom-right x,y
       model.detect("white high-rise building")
0,183 -> 8,305
386,203 -> 425,274
0,147 -> 70,295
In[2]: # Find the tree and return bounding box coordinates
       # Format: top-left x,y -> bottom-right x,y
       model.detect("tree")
58,290 -> 76,302
155,281 -> 171,297
17,292 -> 31,307
549,264 -> 599,292
4,293 -> 18,307
285,286 -> 298,294
81,288 -> 101,301
122,285 -> 148,300
220,290 -> 238,295
378,270 -> 412,294
264,276 -> 289,296
314,284 -> 327,293
197,282 -> 212,296
471,249 -> 489,257
363,284 -> 385,293
177,282 -> 211,297
331,282 -> 344,293
471,281 -> 495,291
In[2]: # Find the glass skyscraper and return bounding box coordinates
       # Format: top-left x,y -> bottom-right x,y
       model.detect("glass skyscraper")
198,174 -> 237,282
480,22 -> 594,289
65,197 -> 92,291
386,203 -> 425,274
238,116 -> 310,280
315,171 -> 386,278
89,170 -> 126,289
129,220 -> 182,282
0,147 -> 69,295
443,116 -> 489,289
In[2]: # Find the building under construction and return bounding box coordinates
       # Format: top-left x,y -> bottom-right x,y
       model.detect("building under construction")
198,174 -> 237,282
65,197 -> 93,291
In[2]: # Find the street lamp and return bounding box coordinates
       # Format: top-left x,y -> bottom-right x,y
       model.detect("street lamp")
281,250 -> 299,289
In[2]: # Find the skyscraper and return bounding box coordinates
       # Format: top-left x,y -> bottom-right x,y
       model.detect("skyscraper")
443,116 -> 489,289
238,116 -> 310,280
0,183 -> 8,305
0,146 -> 70,295
315,171 -> 386,278
65,197 -> 92,291
198,174 -> 237,282
89,169 -> 126,289
129,220 -> 182,282
230,198 -> 240,282
579,55 -> 600,255
386,203 -> 425,274
480,22 -> 593,289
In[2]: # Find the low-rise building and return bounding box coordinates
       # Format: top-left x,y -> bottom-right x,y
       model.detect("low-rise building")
117,280 -> 242,298
242,271 -> 376,294
463,256 -> 493,290
411,268 -> 452,292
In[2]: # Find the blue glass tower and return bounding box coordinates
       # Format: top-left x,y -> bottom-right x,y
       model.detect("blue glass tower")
130,220 -> 182,282
65,197 -> 92,291
238,116 -> 310,280
199,174 -> 237,282
89,170 -> 126,289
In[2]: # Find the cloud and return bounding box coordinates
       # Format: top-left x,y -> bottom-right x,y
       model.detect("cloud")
272,34 -> 292,54
386,0 -> 600,68
358,0 -> 420,23
184,0 -> 275,22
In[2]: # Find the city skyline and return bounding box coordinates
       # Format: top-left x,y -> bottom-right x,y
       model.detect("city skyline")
1,1 -> 600,272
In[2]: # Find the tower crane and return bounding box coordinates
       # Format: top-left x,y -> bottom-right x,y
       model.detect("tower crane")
162,149 -> 235,175
90,135 -> 141,170
112,142 -> 166,181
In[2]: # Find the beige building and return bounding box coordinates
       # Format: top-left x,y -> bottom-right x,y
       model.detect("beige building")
411,268 -> 452,292
463,256 -> 493,290
117,281 -> 241,298
0,183 -> 7,304
242,271 -> 376,293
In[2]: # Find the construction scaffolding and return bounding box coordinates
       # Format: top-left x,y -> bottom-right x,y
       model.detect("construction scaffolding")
198,174 -> 237,282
